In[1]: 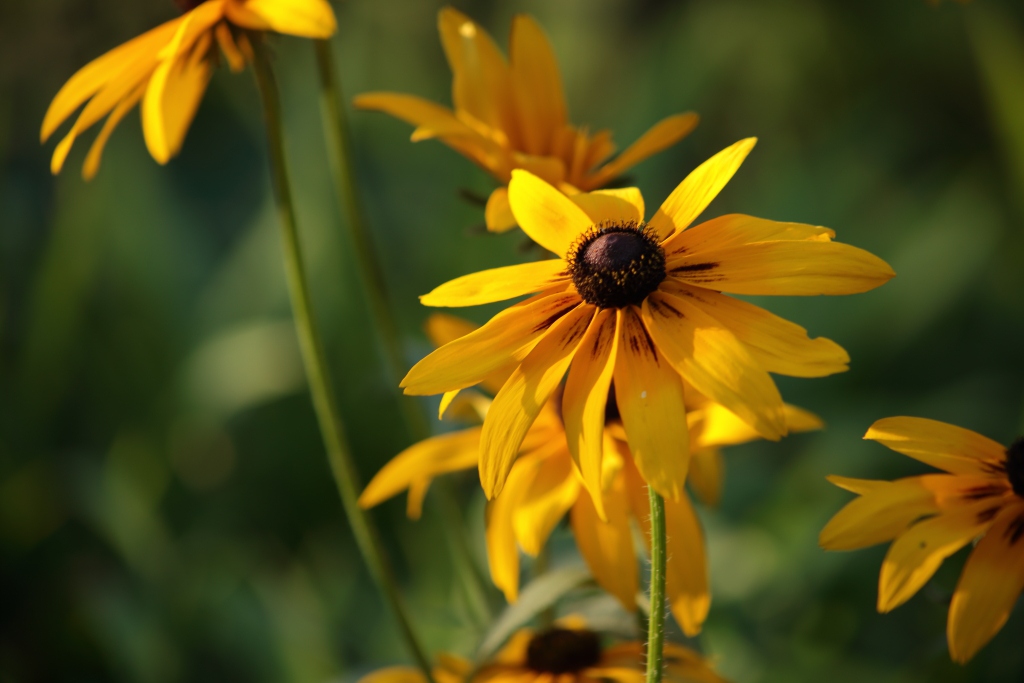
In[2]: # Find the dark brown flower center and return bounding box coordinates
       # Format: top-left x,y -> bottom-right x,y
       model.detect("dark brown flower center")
1006,438 -> 1024,497
525,628 -> 602,674
174,0 -> 205,12
568,221 -> 666,309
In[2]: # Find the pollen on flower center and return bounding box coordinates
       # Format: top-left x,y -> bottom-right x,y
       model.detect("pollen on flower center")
525,628 -> 602,674
1005,438 -> 1024,497
568,221 -> 666,309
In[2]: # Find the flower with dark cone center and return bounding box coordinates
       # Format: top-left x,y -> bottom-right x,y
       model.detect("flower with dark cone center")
568,221 -> 666,309
525,628 -> 602,674
1006,438 -> 1024,497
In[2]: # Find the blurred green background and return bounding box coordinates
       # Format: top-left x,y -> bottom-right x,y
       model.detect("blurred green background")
4,0 -> 1024,681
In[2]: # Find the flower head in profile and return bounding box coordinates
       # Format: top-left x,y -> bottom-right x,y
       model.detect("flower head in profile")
41,0 -> 336,179
355,7 -> 698,232
821,417 -> 1024,663
401,138 -> 893,508
359,621 -> 727,683
362,314 -> 822,636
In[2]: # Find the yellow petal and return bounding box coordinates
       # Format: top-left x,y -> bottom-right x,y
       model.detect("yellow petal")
225,0 -> 337,38
687,448 -> 723,507
648,138 -> 756,239
507,170 -> 595,257
569,187 -> 645,225
420,259 -> 569,307
827,474 -> 889,496
479,305 -> 596,499
512,450 -> 580,556
81,83 -> 146,180
357,667 -> 426,683
587,113 -> 700,190
485,455 -> 539,602
485,187 -> 518,233
215,22 -> 247,72
570,472 -> 638,611
358,427 -> 481,515
142,31 -> 213,164
667,240 -> 895,297
948,502 -> 1024,663
562,309 -> 618,519
878,501 -> 997,612
865,416 -> 1007,475
819,476 -> 942,551
424,313 -> 478,348
661,281 -> 849,378
643,291 -> 786,440
613,307 -> 690,501
690,401 -> 821,451
403,290 -> 581,395
509,14 -> 567,156
664,494 -> 710,636
661,214 -> 834,262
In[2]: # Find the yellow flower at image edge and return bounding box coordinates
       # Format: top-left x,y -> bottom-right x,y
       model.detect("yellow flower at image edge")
41,0 -> 336,179
359,623 -> 728,683
355,7 -> 698,232
401,138 -> 894,509
821,417 -> 1024,663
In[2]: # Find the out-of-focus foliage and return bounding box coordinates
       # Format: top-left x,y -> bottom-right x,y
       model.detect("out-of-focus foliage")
2,0 -> 1024,681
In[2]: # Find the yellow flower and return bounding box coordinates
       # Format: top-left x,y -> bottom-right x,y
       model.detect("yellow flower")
400,138 -> 893,507
354,7 -> 698,233
359,622 -> 727,683
41,0 -> 336,180
821,417 -> 1024,663
362,314 -> 822,635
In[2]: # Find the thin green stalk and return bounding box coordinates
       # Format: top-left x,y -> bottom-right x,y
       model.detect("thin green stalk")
313,38 -> 494,622
645,487 -> 667,683
249,39 -> 435,683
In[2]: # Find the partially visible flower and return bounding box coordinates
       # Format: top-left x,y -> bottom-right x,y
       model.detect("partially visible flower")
359,621 -> 728,683
361,314 -> 821,636
821,417 -> 1024,663
400,139 -> 893,509
355,7 -> 698,232
41,0 -> 336,179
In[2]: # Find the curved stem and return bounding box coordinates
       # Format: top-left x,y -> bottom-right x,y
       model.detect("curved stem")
645,487 -> 666,683
250,39 -> 435,683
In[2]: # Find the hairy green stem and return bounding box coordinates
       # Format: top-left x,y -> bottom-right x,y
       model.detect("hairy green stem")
250,39 -> 435,682
646,487 -> 666,683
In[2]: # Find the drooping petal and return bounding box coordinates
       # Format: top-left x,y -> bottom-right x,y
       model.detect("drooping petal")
687,448 -> 723,507
664,494 -> 710,636
643,291 -> 786,440
571,472 -> 638,611
878,501 -> 997,612
569,188 -> 645,225
403,290 -> 581,396
214,23 -> 247,72
948,502 -> 1024,663
485,455 -> 539,602
508,170 -> 595,257
479,305 -> 596,498
613,307 -> 690,501
513,451 -> 580,556
358,427 -> 481,516
225,0 -> 337,38
420,259 -> 569,307
562,309 -> 618,518
819,475 -> 942,551
661,281 -> 849,378
661,214 -> 835,262
509,14 -> 567,156
142,33 -> 213,164
587,113 -> 700,191
865,417 -> 1008,475
667,240 -> 895,296
648,138 -> 756,239
81,83 -> 146,180
485,187 -> 518,233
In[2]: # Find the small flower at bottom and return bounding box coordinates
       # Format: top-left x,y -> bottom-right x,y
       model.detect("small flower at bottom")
400,138 -> 893,506
821,416 -> 1024,663
358,622 -> 728,683
354,7 -> 698,233
362,314 -> 821,636
41,0 -> 336,179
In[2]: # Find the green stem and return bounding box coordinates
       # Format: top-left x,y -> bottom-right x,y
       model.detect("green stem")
312,38 -> 494,622
645,487 -> 666,683
250,39 -> 435,683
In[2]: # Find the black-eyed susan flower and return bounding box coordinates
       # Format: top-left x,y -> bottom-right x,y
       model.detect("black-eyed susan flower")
400,138 -> 893,508
821,417 -> 1024,663
354,7 -> 698,232
41,0 -> 336,179
362,314 -> 821,636
358,621 -> 727,683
